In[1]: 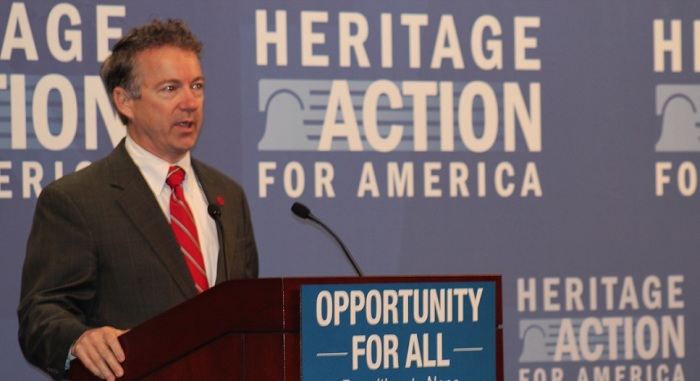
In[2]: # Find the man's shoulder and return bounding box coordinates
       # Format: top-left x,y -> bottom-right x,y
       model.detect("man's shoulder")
192,159 -> 246,195
192,159 -> 239,184
43,144 -> 131,194
47,156 -> 110,190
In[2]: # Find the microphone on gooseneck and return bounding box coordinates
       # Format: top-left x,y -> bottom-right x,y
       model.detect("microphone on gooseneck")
291,202 -> 364,277
208,203 -> 229,282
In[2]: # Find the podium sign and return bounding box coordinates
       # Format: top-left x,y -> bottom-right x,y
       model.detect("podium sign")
301,281 -> 498,381
70,277 -> 500,381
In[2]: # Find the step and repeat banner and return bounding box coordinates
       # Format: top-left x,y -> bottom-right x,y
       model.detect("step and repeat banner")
0,1 -> 695,379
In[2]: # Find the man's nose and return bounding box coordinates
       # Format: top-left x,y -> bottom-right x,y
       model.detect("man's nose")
179,88 -> 202,111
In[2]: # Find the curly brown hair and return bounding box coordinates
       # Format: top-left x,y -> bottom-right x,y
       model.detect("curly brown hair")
100,19 -> 204,125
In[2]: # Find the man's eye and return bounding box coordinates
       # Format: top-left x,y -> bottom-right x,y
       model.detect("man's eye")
192,83 -> 204,90
163,85 -> 176,92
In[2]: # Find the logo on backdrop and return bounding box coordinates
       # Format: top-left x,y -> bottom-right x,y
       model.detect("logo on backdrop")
652,19 -> 700,198
655,85 -> 700,152
259,79 -> 539,153
254,10 -> 544,200
0,3 -> 126,200
516,275 -> 686,381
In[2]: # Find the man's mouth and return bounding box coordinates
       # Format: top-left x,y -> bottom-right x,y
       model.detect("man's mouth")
176,121 -> 194,128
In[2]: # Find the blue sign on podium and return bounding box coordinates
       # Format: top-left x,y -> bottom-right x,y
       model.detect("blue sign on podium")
301,281 -> 498,381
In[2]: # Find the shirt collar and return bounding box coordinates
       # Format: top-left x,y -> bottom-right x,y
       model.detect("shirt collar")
124,134 -> 195,195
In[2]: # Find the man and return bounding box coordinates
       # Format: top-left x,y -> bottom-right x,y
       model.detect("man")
17,19 -> 258,381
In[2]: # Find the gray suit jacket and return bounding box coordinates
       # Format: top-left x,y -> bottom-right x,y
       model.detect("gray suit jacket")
17,140 -> 258,380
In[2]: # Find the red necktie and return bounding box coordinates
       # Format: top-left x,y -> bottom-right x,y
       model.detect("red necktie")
166,166 -> 209,293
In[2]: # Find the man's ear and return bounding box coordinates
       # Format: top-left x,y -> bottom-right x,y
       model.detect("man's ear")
113,87 -> 134,121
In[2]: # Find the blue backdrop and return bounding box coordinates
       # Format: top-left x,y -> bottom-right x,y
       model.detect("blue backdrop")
0,1 -> 695,379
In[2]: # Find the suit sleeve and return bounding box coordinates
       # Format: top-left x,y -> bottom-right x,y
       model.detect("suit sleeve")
17,184 -> 97,380
239,188 -> 259,279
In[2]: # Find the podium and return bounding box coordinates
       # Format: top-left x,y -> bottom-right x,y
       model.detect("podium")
72,276 -> 502,381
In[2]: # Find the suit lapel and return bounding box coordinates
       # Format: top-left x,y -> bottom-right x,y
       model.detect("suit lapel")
191,160 -> 229,285
107,141 -> 198,299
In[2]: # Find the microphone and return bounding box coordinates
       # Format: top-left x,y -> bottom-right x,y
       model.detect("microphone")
208,203 -> 229,282
291,202 -> 364,276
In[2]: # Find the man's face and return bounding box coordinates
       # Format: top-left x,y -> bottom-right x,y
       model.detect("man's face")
117,46 -> 205,163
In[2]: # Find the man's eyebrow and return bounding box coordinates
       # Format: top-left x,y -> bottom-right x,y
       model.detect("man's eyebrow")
153,76 -> 205,87
155,78 -> 182,86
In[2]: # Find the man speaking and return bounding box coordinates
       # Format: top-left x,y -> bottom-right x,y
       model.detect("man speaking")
17,19 -> 258,380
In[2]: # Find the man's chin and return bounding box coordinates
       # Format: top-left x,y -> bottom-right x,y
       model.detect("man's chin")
174,132 -> 200,146
175,139 -> 198,155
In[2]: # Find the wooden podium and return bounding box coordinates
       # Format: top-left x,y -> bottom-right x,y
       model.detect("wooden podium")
71,275 -> 502,381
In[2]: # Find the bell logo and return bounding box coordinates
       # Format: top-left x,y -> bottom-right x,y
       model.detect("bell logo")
655,85 -> 700,152
258,79 -> 322,151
